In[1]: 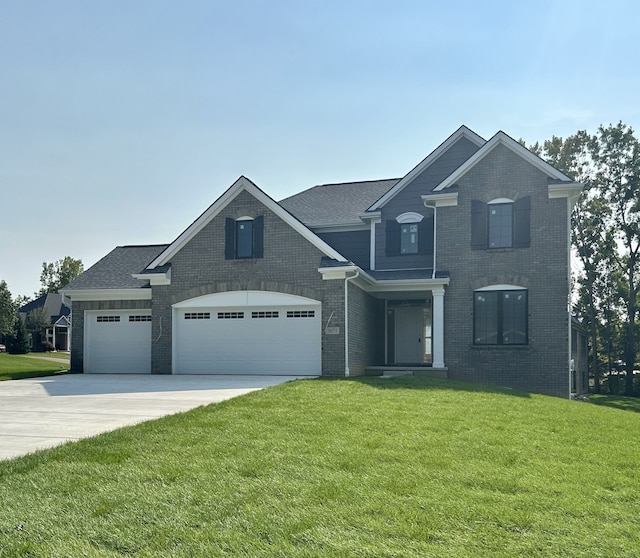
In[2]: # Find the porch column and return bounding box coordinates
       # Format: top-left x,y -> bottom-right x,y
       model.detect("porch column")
432,286 -> 445,368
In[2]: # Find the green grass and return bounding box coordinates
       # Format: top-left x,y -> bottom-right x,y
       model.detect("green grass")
1,376 -> 639,557
0,353 -> 69,381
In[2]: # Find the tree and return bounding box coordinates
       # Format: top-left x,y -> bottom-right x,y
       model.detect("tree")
25,306 -> 51,332
39,257 -> 83,295
532,123 -> 640,396
8,316 -> 29,354
0,280 -> 16,343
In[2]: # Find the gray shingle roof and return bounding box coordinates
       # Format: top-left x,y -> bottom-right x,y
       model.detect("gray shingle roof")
64,245 -> 169,290
279,179 -> 399,227
19,293 -> 70,323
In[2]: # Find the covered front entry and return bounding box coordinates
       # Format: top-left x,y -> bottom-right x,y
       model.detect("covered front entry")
173,291 -> 321,375
380,285 -> 445,369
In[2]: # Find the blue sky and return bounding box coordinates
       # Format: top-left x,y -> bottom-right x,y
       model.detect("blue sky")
1,0 -> 639,298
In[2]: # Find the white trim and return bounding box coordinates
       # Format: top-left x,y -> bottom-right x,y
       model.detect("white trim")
62,289 -> 152,301
172,291 -> 321,308
368,126 -> 486,210
132,268 -> 171,286
475,284 -> 526,291
434,131 -> 574,192
421,192 -> 458,207
318,264 -> 450,292
148,176 -> 347,268
548,183 -> 584,201
370,219 -> 376,271
488,197 -> 514,204
236,215 -> 254,221
396,212 -> 424,224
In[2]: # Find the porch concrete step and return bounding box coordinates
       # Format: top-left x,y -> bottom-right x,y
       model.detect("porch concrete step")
365,366 -> 448,380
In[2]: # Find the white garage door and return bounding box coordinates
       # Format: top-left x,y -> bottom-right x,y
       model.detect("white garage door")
84,310 -> 152,373
173,291 -> 321,375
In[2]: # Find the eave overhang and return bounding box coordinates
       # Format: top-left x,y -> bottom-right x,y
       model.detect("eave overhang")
318,265 -> 450,292
61,289 -> 152,301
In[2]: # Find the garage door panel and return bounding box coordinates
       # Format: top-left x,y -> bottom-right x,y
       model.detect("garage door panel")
174,298 -> 321,375
85,311 -> 152,374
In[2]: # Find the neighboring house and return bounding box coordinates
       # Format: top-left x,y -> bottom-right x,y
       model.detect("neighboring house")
19,293 -> 71,351
63,126 -> 583,397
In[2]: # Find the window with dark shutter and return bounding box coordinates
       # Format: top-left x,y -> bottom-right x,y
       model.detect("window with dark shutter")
418,215 -> 434,256
225,216 -> 264,259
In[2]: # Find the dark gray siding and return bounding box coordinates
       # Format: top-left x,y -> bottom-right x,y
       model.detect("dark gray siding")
437,144 -> 570,397
317,230 -> 370,269
376,136 -> 480,270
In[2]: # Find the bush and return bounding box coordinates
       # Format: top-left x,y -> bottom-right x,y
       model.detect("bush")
40,340 -> 55,352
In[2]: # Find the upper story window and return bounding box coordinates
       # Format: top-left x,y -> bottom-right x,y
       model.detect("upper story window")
225,216 -> 264,260
386,212 -> 433,257
471,196 -> 530,250
474,286 -> 528,346
236,218 -> 254,258
488,199 -> 513,248
400,223 -> 419,254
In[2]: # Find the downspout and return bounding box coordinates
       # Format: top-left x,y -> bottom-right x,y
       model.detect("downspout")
344,270 -> 360,377
424,203 -> 437,279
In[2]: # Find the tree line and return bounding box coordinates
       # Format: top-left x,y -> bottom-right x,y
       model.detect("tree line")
0,257 -> 83,353
526,122 -> 640,396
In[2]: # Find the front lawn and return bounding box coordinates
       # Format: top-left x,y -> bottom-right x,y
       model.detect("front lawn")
0,353 -> 69,381
1,376 -> 639,556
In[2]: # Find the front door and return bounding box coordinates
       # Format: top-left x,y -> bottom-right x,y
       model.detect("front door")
395,307 -> 424,364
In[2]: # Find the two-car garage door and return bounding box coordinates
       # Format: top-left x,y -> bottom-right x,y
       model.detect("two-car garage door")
173,291 -> 321,375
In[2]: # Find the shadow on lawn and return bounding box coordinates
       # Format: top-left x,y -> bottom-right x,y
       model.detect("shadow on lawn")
340,375 -> 532,398
588,394 -> 640,414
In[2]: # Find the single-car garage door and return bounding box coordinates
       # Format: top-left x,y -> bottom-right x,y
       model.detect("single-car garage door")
173,291 -> 321,375
84,310 -> 152,373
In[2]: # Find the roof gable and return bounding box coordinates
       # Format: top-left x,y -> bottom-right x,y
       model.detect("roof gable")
367,125 -> 486,211
147,176 -> 347,269
433,131 -> 574,191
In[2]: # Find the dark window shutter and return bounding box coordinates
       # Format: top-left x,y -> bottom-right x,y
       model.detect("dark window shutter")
385,220 -> 401,256
471,200 -> 488,250
513,196 -> 531,248
225,218 -> 235,259
418,215 -> 434,256
253,215 -> 264,258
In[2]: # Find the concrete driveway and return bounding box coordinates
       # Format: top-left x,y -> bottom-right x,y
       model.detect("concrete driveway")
0,373 -> 302,461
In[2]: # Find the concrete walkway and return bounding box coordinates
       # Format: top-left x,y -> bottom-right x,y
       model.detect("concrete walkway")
0,374 -> 302,461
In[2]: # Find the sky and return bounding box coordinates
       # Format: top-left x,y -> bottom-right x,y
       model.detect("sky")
1,0 -> 639,299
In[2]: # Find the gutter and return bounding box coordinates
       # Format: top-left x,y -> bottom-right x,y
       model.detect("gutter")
344,270 -> 360,377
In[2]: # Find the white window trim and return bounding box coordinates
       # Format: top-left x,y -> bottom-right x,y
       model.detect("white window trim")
396,212 -> 424,223
488,198 -> 514,205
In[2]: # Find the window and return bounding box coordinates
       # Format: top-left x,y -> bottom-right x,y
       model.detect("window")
400,223 -> 419,254
471,197 -> 530,250
129,315 -> 152,322
385,214 -> 434,257
236,219 -> 253,258
225,216 -> 264,259
251,311 -> 279,318
97,316 -> 120,323
184,312 -> 211,320
488,203 -> 513,248
474,289 -> 528,345
286,310 -> 315,318
217,312 -> 244,319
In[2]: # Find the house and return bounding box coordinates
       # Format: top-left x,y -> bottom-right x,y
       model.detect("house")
19,293 -> 71,351
63,126 -> 583,397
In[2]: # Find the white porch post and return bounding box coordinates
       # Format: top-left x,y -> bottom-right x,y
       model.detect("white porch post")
432,286 -> 446,368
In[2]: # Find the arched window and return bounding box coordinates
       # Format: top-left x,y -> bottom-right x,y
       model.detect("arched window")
225,216 -> 264,260
487,198 -> 514,248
